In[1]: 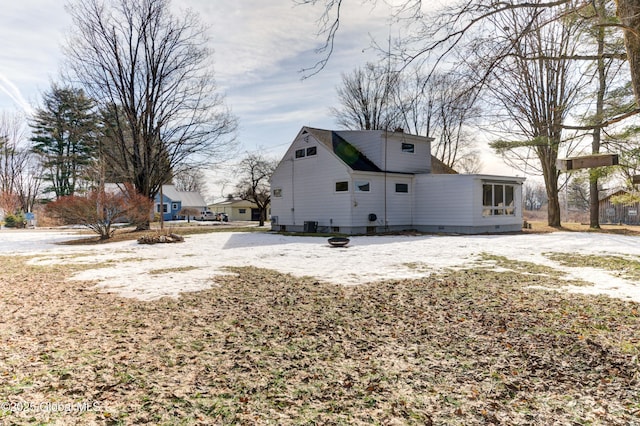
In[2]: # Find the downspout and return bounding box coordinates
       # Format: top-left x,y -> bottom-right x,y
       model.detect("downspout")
291,157 -> 295,226
384,130 -> 388,231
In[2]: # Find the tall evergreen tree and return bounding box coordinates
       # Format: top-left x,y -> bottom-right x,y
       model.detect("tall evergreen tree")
30,85 -> 97,197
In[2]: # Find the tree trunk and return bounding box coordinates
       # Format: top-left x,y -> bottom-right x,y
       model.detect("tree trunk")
590,180 -> 600,228
591,0 -> 607,229
545,186 -> 561,227
616,0 -> 640,106
259,208 -> 266,227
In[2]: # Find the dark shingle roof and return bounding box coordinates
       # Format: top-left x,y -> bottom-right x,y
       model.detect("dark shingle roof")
304,127 -> 381,172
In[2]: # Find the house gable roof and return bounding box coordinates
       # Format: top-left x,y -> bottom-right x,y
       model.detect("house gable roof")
431,156 -> 458,174
210,199 -> 258,208
161,185 -> 206,207
304,127 -> 382,172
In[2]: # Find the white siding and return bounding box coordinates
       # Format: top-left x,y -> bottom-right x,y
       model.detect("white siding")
270,133 -> 353,229
382,135 -> 431,174
414,175 -> 475,226
272,127 -> 525,234
335,130 -> 385,167
414,174 -> 524,228
335,130 -> 431,173
350,173 -> 386,228
386,176 -> 414,225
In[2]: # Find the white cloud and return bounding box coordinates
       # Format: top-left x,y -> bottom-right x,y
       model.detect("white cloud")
0,0 -> 514,180
0,73 -> 34,114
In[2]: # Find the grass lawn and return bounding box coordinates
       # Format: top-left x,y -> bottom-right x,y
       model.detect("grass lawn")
1,226 -> 639,424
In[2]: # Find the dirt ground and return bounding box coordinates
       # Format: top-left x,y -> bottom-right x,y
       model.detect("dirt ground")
1,235 -> 639,425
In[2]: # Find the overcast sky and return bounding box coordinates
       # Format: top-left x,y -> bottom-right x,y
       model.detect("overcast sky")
0,0 -> 516,200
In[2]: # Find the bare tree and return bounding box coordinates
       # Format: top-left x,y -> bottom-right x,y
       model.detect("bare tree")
330,63 -> 398,130
235,154 -> 277,226
455,153 -> 483,174
63,0 -> 237,228
481,6 -> 587,226
0,112 -> 43,214
333,63 -> 480,170
408,71 -> 479,170
173,168 -> 206,193
524,181 -> 548,210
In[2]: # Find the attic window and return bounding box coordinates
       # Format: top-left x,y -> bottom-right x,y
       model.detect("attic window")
335,181 -> 349,192
401,142 -> 415,153
306,146 -> 317,156
355,181 -> 370,192
295,149 -> 305,158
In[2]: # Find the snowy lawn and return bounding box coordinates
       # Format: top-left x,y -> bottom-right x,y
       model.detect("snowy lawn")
1,228 -> 640,424
7,229 -> 640,302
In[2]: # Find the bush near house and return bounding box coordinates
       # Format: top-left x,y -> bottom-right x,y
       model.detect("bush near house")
45,185 -> 153,240
3,213 -> 26,228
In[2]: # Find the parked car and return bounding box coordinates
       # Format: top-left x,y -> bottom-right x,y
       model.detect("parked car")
200,211 -> 215,221
215,213 -> 228,222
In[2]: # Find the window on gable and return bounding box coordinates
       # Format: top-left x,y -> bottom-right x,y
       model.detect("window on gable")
401,142 -> 415,153
306,146 -> 317,156
482,183 -> 516,216
239,208 -> 246,214
355,181 -> 370,192
295,149 -> 305,158
395,183 -> 409,193
335,181 -> 349,192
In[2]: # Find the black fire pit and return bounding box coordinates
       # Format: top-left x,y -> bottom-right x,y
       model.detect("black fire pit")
328,237 -> 350,247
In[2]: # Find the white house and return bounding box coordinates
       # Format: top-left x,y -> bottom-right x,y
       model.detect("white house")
269,127 -> 525,234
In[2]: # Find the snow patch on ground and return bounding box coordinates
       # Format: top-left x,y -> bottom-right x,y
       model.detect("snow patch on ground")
4,230 -> 640,302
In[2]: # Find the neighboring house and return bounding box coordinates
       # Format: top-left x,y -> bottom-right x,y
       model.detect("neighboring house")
209,198 -> 269,222
599,189 -> 640,225
154,185 -> 208,221
270,127 -> 525,234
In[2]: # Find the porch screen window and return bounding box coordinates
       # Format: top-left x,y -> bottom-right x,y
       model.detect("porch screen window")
295,149 -> 305,158
355,181 -> 370,192
395,183 -> 409,193
401,143 -> 415,153
335,181 -> 349,192
483,183 -> 515,216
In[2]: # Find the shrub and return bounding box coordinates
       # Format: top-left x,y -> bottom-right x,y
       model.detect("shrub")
4,213 -> 26,228
45,184 -> 153,239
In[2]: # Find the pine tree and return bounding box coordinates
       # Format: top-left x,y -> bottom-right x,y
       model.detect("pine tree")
30,85 -> 97,197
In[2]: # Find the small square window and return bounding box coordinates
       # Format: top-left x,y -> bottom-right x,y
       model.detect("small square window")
306,146 -> 317,156
295,149 -> 305,158
355,181 -> 370,192
401,143 -> 415,153
395,183 -> 409,193
335,181 -> 349,192
239,208 -> 246,214
172,203 -> 179,210
273,188 -> 282,197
